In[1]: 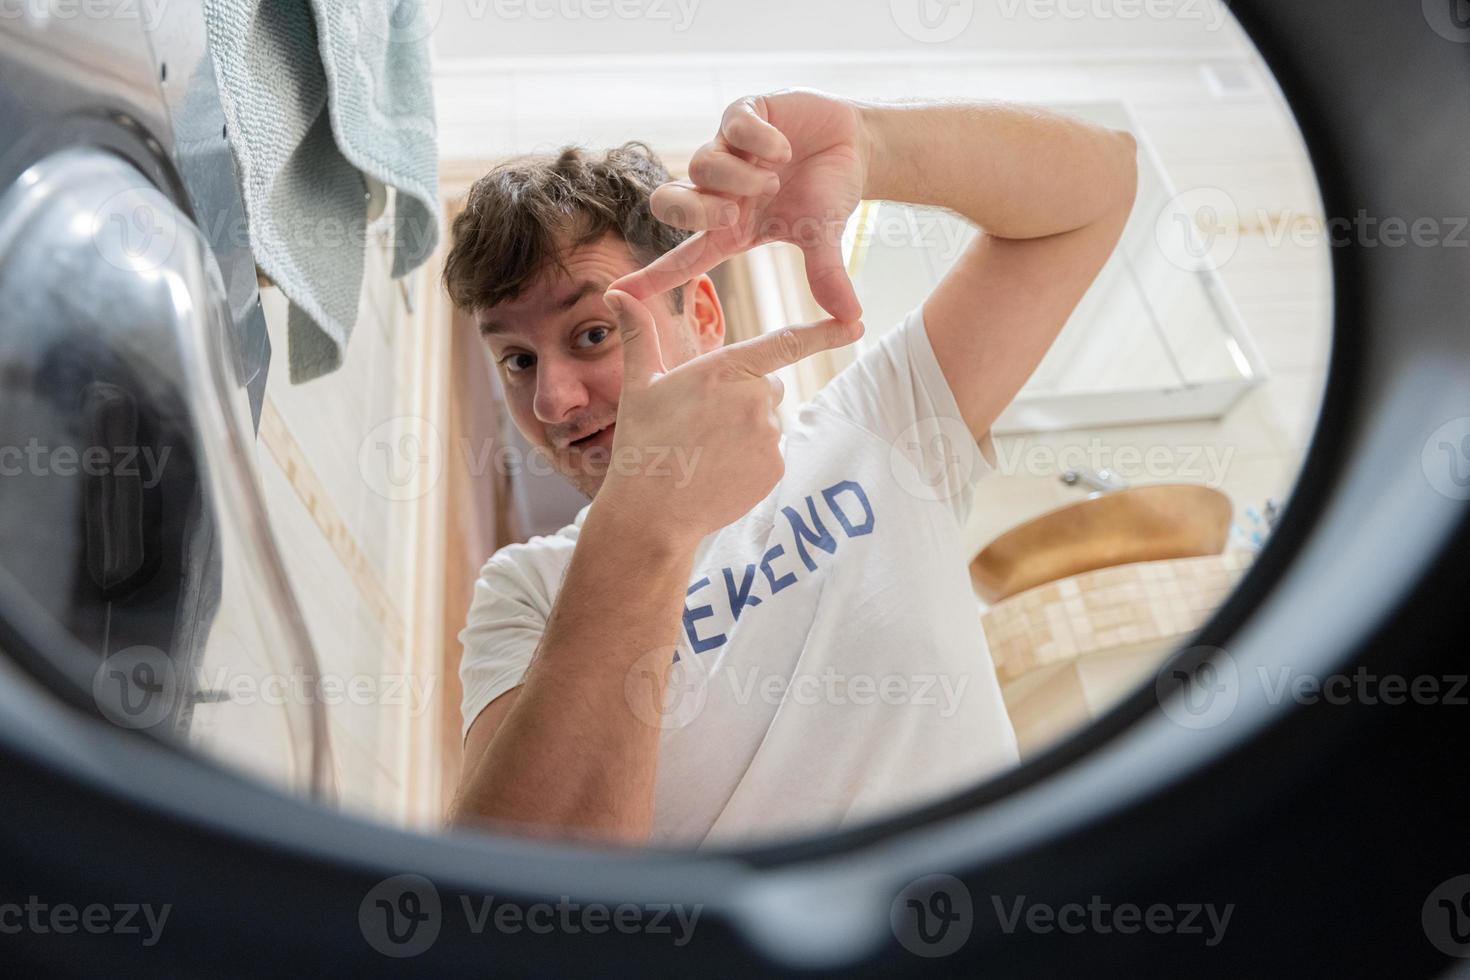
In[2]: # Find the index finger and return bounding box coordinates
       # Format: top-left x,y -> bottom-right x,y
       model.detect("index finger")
603,289 -> 664,390
718,318 -> 865,377
609,225 -> 740,302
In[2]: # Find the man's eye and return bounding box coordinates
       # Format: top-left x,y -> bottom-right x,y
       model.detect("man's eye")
501,353 -> 535,373
575,325 -> 611,349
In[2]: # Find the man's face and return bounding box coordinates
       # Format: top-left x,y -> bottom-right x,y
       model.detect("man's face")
476,232 -> 723,498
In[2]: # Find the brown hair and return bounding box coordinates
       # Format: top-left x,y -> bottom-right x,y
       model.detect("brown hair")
442,141 -> 691,315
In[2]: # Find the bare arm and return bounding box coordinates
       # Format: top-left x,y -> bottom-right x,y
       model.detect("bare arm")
448,503 -> 697,842
859,99 -> 1139,440
859,99 -> 1137,242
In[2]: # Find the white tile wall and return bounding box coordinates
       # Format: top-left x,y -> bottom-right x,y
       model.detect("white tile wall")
245,223 -> 431,824
430,0 -> 1250,61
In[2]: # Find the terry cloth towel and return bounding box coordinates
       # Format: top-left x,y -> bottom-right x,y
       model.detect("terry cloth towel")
202,0 -> 441,382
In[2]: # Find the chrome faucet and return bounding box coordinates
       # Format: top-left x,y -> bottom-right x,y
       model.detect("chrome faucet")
1060,467 -> 1130,494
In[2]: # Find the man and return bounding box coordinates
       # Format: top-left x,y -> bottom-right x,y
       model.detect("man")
443,89 -> 1137,846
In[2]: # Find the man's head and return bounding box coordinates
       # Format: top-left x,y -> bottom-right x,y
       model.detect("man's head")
443,142 -> 725,497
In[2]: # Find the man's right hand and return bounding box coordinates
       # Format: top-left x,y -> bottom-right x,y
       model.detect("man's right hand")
596,288 -> 863,543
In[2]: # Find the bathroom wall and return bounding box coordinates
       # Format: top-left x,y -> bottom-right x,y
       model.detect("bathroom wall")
243,211 -> 445,827
432,0 -> 1250,160
430,0 -> 1251,61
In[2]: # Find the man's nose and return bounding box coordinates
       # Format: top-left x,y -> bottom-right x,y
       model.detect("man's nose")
532,356 -> 590,426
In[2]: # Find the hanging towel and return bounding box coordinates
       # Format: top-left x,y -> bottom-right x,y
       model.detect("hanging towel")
202,0 -> 441,382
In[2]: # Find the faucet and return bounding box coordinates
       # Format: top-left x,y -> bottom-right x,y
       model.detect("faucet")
1060,467 -> 1129,495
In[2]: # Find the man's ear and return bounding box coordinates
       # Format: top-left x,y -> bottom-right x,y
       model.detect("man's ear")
687,274 -> 725,353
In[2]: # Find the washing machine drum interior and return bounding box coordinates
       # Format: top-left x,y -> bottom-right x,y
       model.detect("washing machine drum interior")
1,1 -> 1470,976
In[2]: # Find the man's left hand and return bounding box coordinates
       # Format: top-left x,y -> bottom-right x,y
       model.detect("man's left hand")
609,89 -> 868,322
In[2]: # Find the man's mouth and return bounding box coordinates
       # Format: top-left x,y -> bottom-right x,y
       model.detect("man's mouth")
567,422 -> 615,451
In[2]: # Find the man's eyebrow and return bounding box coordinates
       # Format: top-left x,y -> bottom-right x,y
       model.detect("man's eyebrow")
478,281 -> 606,337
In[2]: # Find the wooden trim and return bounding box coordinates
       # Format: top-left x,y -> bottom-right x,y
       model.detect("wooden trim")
400,209 -> 456,827
413,194 -> 520,821
256,396 -> 408,655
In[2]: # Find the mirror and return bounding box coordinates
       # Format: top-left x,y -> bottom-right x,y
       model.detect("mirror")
3,0 -> 1332,851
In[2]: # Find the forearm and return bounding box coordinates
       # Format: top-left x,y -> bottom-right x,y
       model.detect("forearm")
448,499 -> 697,843
857,98 -> 1138,239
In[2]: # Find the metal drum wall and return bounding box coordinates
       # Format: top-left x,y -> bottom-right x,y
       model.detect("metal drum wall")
0,1 -> 1468,976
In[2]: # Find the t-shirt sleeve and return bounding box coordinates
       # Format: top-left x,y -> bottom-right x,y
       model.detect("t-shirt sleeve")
806,303 -> 998,527
457,553 -> 548,740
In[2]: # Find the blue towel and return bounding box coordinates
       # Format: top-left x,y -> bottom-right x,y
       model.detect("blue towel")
203,0 -> 440,382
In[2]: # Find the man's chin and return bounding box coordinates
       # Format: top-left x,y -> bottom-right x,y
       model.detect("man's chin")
554,450 -> 609,500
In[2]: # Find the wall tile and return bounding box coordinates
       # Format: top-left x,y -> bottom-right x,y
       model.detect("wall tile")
509,67 -> 723,156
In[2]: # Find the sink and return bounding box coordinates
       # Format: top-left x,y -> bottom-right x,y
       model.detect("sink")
970,484 -> 1233,604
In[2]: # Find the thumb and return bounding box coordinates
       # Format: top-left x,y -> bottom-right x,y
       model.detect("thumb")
802,243 -> 863,323
605,289 -> 664,390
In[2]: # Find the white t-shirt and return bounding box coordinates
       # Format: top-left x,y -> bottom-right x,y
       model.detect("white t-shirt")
459,304 -> 1018,847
